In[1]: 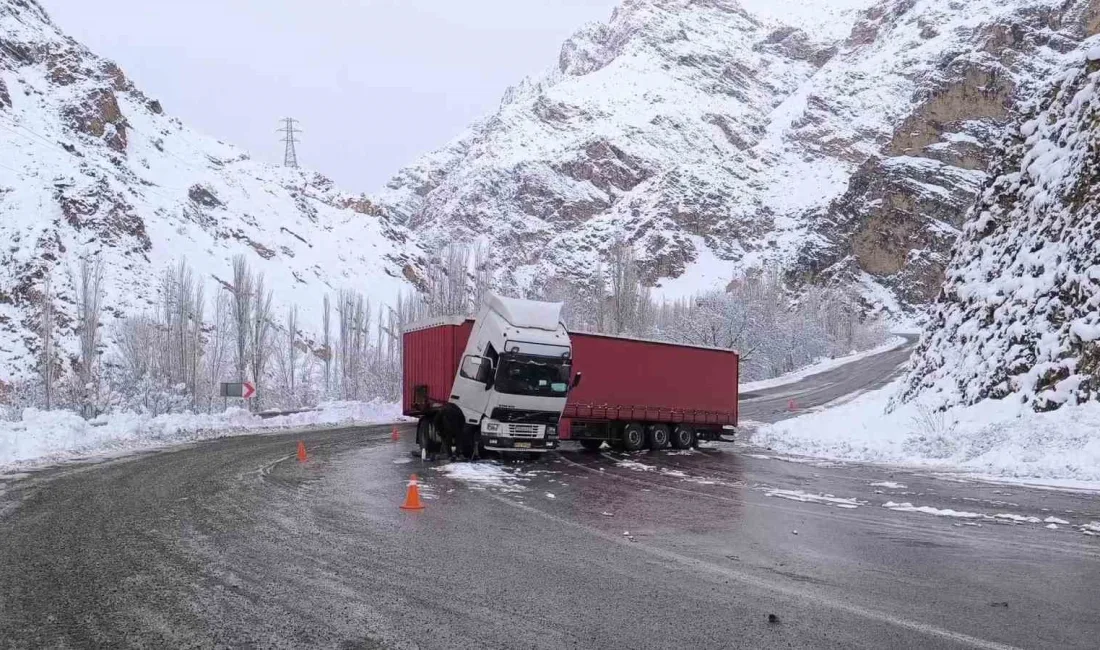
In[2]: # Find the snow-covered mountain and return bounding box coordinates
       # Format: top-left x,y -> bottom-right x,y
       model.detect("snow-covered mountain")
0,0 -> 424,380
373,0 -> 1099,312
901,40 -> 1100,412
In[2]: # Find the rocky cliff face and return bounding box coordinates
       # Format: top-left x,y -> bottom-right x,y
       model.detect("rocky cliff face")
0,0 -> 424,379
374,0 -> 1100,313
901,41 -> 1100,411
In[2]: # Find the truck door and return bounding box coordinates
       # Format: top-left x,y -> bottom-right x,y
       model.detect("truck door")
453,352 -> 494,424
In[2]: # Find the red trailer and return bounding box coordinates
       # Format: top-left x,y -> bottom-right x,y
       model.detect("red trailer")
562,332 -> 739,451
402,317 -> 474,417
404,318 -> 739,452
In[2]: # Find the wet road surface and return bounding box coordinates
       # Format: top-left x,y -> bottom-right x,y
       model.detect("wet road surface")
1,339 -> 1098,649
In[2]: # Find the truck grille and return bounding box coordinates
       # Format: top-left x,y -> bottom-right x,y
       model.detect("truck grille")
490,408 -> 560,425
506,423 -> 542,438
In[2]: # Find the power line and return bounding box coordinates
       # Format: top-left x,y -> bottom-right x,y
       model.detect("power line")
277,117 -> 300,168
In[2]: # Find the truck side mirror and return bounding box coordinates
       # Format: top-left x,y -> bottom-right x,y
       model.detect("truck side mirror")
571,372 -> 582,390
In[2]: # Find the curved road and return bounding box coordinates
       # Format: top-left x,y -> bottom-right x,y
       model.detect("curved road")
738,334 -> 919,423
1,339 -> 1098,649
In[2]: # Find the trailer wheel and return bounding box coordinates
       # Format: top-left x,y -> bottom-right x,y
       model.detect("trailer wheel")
671,424 -> 696,450
647,424 -> 670,450
579,439 -> 603,452
622,423 -> 646,452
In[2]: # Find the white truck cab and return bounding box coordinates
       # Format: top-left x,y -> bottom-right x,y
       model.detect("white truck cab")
451,294 -> 577,453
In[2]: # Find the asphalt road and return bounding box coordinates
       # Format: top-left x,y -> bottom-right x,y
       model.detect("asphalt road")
1,339 -> 1098,649
739,334 -> 920,423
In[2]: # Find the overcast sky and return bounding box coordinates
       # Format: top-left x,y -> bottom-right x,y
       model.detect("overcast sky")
41,0 -> 619,192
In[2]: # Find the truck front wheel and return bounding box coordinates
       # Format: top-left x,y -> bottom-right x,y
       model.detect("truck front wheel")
418,416 -> 442,456
579,439 -> 603,452
622,423 -> 646,452
647,424 -> 670,450
671,424 -> 696,450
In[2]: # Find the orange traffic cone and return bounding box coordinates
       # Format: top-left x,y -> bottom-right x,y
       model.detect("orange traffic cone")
297,440 -> 308,463
391,426 -> 400,442
400,474 -> 425,511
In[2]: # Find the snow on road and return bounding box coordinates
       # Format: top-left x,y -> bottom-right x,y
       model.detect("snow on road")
883,502 -> 1087,531
755,378 -> 1100,487
870,482 -> 907,489
614,458 -> 727,486
762,488 -> 865,509
0,401 -> 403,471
435,461 -> 537,493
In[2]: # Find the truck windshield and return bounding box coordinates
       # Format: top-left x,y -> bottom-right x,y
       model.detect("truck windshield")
494,354 -> 570,397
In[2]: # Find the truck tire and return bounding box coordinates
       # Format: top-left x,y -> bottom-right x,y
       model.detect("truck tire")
419,416 -> 442,456
671,424 -> 696,450
457,424 -> 478,460
647,424 -> 670,450
622,423 -> 646,452
579,439 -> 603,452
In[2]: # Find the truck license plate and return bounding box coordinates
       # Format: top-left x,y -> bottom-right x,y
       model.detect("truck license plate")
514,442 -> 531,449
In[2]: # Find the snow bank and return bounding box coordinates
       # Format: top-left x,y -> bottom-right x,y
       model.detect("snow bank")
740,336 -> 908,393
0,400 -> 402,471
754,379 -> 1100,486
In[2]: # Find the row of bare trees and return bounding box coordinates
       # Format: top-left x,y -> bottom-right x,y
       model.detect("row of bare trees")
11,239 -> 886,418
533,244 -> 887,381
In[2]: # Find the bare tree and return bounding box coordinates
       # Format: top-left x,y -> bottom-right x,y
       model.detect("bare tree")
279,305 -> 299,406
473,242 -> 493,310
175,260 -> 194,391
425,245 -> 471,317
322,294 -> 332,397
76,256 -> 105,418
606,240 -> 650,336
190,280 -> 205,407
248,273 -> 274,410
231,255 -> 254,383
206,288 -> 233,410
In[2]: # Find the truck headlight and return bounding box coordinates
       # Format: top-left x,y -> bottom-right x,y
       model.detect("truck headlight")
546,426 -> 558,438
483,421 -> 501,433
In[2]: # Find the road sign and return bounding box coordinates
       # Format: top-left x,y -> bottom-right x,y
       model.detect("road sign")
220,382 -> 256,399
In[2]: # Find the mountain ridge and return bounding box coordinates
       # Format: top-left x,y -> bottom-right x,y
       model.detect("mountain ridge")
373,0 -> 1100,314
0,0 -> 425,380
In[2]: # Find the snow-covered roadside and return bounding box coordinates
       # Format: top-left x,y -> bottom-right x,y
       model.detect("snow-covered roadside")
753,379 -> 1100,488
0,401 -> 405,472
740,336 -> 909,393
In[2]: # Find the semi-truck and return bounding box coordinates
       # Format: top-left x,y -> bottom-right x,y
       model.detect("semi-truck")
402,295 -> 738,457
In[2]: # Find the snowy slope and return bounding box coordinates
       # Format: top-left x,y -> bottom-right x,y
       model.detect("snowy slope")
0,0 -> 425,380
902,40 -> 1100,412
374,0 -> 1096,311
